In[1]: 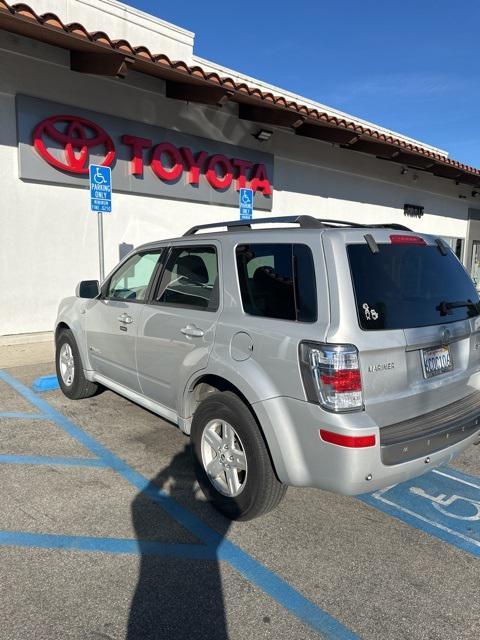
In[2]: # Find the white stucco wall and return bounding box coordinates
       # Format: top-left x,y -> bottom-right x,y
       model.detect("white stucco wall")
0,30 -> 475,336
27,0 -> 195,61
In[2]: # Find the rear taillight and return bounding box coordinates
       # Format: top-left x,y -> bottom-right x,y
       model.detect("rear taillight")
299,342 -> 363,412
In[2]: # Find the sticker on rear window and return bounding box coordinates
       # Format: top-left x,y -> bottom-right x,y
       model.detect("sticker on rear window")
362,303 -> 379,321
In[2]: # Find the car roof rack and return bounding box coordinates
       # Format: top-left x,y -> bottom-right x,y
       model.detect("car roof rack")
183,216 -> 412,236
184,215 -> 325,235
314,219 -> 412,231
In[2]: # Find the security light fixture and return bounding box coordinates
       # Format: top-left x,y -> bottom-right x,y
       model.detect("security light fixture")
400,167 -> 408,175
254,129 -> 273,142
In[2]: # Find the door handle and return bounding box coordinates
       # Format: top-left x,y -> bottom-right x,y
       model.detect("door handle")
180,324 -> 204,338
118,314 -> 134,325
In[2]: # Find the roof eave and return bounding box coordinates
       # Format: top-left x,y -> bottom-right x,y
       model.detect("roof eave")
1,1 -> 479,188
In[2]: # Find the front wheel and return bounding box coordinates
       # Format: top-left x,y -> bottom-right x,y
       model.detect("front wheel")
55,328 -> 99,400
191,391 -> 287,520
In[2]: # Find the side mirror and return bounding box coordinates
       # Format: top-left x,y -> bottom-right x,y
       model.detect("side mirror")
76,280 -> 100,299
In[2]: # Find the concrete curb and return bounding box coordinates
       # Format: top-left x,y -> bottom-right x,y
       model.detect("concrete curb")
0,332 -> 53,347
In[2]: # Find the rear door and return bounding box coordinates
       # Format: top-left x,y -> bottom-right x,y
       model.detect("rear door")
325,231 -> 480,425
85,250 -> 163,392
136,242 -> 221,411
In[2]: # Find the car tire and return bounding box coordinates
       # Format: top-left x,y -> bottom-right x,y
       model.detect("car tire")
55,328 -> 99,400
191,391 -> 287,520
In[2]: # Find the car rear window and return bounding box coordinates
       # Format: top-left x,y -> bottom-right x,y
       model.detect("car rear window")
236,243 -> 317,322
348,243 -> 480,330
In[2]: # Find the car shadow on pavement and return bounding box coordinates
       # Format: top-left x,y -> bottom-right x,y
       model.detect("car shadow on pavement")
128,444 -> 230,640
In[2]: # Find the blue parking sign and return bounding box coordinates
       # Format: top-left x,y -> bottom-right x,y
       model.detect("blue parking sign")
89,164 -> 112,213
239,188 -> 253,220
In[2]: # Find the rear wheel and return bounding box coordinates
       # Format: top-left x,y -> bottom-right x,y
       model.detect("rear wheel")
191,391 -> 287,520
55,328 -> 98,400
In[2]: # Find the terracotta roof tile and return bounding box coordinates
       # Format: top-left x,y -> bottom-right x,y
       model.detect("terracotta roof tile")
1,1 -> 479,183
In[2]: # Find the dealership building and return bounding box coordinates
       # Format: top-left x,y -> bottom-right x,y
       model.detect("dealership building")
2,0 -> 480,338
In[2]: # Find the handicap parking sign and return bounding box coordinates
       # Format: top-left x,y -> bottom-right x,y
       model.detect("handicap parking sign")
239,188 -> 253,220
361,467 -> 480,557
89,164 -> 112,213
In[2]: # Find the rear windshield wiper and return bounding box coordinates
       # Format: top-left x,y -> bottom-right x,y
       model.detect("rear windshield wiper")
436,299 -> 480,316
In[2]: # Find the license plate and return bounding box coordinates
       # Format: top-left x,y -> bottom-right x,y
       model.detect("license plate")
421,345 -> 453,379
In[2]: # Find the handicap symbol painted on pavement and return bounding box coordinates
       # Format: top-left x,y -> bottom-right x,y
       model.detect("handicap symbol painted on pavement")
409,486 -> 480,521
359,467 -> 480,557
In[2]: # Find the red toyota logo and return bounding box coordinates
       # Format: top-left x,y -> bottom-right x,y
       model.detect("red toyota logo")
33,115 -> 115,174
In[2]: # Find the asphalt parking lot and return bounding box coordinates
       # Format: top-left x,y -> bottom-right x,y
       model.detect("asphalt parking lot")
0,345 -> 479,640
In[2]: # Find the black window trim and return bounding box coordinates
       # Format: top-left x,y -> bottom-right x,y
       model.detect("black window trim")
234,241 -> 318,324
100,248 -> 165,305
147,243 -> 221,313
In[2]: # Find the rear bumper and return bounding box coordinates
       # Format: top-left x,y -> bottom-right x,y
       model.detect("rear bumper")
380,391 -> 480,465
253,395 -> 480,495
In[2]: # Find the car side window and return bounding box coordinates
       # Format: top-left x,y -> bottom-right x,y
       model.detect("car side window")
236,243 -> 317,322
154,245 -> 219,311
107,251 -> 162,302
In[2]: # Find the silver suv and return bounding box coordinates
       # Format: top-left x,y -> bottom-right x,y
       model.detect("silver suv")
55,216 -> 480,520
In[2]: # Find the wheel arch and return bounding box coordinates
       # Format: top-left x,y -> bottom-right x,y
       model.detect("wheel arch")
54,309 -> 91,373
55,321 -> 71,341
182,373 -> 285,483
185,374 -> 253,420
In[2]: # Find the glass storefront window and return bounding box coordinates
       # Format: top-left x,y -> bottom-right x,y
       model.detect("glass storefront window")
471,241 -> 480,292
438,236 -> 463,261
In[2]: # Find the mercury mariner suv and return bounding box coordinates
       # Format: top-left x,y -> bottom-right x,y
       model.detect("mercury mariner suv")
54,216 -> 480,520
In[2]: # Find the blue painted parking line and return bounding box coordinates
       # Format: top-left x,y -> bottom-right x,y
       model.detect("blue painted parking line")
0,369 -> 358,640
0,412 -> 48,419
435,464 -> 480,485
0,531 -> 216,559
0,454 -> 107,468
32,375 -> 59,392
360,467 -> 480,558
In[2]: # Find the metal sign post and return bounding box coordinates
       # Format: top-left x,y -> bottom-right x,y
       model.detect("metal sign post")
89,164 -> 112,281
239,188 -> 253,220
97,214 -> 105,281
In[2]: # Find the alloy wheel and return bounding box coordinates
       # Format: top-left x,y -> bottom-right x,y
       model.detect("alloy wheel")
59,342 -> 75,387
200,419 -> 248,497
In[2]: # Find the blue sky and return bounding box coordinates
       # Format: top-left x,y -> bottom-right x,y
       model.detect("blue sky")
125,1 -> 480,167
